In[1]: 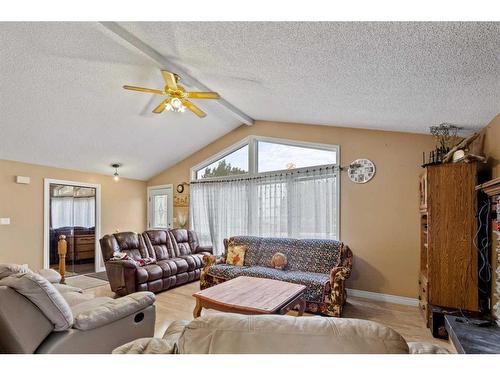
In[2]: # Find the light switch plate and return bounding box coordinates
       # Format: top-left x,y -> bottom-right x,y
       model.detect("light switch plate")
0,218 -> 11,225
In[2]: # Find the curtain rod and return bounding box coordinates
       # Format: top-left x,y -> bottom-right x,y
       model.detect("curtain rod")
191,165 -> 339,184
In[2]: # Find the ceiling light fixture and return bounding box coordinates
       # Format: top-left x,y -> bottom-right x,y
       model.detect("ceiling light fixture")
111,163 -> 121,181
123,70 -> 219,118
165,97 -> 186,113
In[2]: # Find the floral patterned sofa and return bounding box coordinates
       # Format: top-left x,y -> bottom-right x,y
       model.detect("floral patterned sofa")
200,236 -> 353,317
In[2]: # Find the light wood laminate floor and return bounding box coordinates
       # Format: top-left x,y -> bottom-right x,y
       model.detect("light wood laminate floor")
86,281 -> 453,352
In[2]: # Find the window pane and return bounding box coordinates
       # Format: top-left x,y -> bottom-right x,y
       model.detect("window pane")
196,145 -> 249,179
153,194 -> 168,228
258,141 -> 337,173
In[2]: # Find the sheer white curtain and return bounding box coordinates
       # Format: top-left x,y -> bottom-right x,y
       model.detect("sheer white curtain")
190,166 -> 338,254
51,197 -> 95,228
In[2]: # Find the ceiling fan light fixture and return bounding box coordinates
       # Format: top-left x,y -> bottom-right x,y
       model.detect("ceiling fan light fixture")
168,97 -> 186,113
123,70 -> 217,118
111,163 -> 121,181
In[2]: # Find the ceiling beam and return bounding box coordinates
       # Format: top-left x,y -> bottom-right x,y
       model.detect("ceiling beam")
99,22 -> 254,126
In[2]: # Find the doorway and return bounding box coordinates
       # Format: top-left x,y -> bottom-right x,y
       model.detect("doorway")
147,185 -> 173,229
44,179 -> 102,275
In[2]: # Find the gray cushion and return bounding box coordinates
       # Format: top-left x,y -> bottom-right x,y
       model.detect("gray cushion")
73,292 -> 155,331
53,283 -> 83,295
0,263 -> 30,279
408,342 -> 449,354
112,337 -> 174,354
37,268 -> 62,284
0,271 -> 73,331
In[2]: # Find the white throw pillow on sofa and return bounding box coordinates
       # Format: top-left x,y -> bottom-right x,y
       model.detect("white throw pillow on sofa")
0,271 -> 73,331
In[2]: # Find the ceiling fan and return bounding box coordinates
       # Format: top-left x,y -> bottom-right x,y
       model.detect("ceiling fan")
123,70 -> 220,118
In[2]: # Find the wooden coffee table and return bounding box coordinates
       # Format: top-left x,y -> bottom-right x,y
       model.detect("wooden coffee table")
192,276 -> 307,318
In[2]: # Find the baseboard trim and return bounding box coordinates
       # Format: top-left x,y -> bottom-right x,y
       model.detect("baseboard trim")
347,288 -> 419,307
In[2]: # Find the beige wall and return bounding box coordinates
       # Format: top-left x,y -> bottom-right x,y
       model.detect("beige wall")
482,113 -> 500,179
149,120 -> 436,298
0,159 -> 147,270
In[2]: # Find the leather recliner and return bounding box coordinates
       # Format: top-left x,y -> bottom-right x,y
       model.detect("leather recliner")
100,229 -> 212,296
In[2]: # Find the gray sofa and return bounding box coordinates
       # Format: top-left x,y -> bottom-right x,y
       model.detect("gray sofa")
0,265 -> 155,354
113,312 -> 449,354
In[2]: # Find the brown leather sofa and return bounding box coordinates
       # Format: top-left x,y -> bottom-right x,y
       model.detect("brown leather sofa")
100,229 -> 212,296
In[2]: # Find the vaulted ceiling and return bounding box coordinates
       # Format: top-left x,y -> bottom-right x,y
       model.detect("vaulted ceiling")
0,22 -> 498,180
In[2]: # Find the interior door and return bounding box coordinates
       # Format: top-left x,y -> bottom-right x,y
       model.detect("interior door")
148,186 -> 173,229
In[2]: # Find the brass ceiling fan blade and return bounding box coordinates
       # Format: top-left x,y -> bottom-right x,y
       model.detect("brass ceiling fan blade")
152,99 -> 168,114
182,99 -> 206,118
123,85 -> 164,95
187,92 -> 220,99
161,70 -> 178,90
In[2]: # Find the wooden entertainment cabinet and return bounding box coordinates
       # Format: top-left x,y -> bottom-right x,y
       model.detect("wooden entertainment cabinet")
419,162 -> 479,326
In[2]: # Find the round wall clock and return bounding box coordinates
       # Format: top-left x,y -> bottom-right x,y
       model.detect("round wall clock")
176,184 -> 185,193
347,159 -> 376,184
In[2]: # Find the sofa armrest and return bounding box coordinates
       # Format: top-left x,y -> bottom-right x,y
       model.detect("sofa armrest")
202,254 -> 225,268
106,259 -> 138,269
195,245 -> 213,254
330,244 -> 353,281
329,244 -> 353,308
73,292 -> 155,331
105,260 -> 139,296
112,319 -> 189,354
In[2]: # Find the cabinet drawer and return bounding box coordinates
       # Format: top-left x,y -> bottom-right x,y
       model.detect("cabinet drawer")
76,250 -> 95,260
76,243 -> 95,252
75,236 -> 95,245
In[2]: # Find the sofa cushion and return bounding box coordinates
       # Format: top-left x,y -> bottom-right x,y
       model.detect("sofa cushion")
170,258 -> 189,273
290,239 -> 342,274
156,259 -> 179,277
180,254 -> 204,271
113,337 -> 175,354
226,242 -> 247,266
227,236 -> 342,274
0,263 -> 30,279
61,291 -> 95,307
408,342 -> 449,354
37,268 -> 62,284
0,271 -> 73,331
70,296 -> 114,316
73,292 -> 155,331
170,229 -> 193,256
143,230 -> 175,260
53,283 -> 83,295
114,232 -> 148,260
207,264 -> 248,280
229,236 -> 262,266
254,237 -> 299,267
176,313 -> 409,354
144,264 -> 163,281
239,266 -> 330,302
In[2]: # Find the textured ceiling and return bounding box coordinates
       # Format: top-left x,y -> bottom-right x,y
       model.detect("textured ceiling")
1,22 -> 499,180
0,23 -> 240,180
